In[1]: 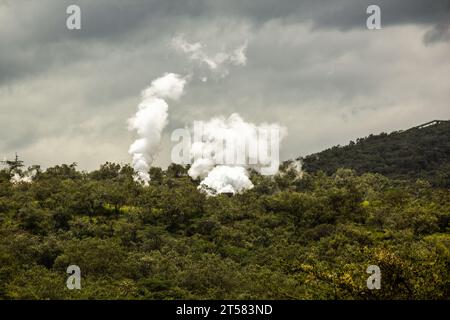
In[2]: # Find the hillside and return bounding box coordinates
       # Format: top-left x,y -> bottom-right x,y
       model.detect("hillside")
1,122 -> 450,300
301,120 -> 450,187
0,161 -> 450,299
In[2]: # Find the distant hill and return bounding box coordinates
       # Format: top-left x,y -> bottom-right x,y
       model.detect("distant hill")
301,120 -> 450,187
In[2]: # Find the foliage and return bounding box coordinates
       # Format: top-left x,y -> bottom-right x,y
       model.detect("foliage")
0,159 -> 449,300
302,121 -> 450,188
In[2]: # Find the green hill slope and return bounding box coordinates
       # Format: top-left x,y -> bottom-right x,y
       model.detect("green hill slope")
301,120 -> 450,187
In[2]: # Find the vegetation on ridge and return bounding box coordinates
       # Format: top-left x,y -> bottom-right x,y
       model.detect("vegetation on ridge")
0,158 -> 449,299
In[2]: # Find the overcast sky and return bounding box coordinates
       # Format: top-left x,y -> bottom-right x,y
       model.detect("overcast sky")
1,0 -> 449,170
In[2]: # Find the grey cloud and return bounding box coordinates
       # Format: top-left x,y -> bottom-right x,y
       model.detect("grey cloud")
207,0 -> 450,30
424,22 -> 450,44
1,0 -> 448,85
0,0 -> 449,170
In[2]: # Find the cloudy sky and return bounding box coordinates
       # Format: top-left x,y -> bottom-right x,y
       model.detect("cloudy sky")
1,0 -> 449,170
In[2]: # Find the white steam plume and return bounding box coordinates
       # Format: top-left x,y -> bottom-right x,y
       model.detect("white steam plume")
127,35 -> 284,196
128,73 -> 187,183
172,35 -> 248,77
10,172 -> 34,184
187,113 -> 287,195
199,165 -> 253,196
170,35 -> 262,196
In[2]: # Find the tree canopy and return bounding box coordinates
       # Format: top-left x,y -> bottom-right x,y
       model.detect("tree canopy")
0,158 -> 449,299
302,121 -> 450,188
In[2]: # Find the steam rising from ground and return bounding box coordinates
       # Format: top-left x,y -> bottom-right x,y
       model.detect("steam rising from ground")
11,172 -> 34,184
199,166 -> 253,195
128,73 -> 187,183
128,36 -> 286,195
187,113 -> 286,195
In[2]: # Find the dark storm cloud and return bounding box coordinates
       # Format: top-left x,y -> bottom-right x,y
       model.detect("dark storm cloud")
4,0 -> 449,42
65,0 -> 450,40
208,0 -> 450,45
203,0 -> 450,31
1,0 -> 448,85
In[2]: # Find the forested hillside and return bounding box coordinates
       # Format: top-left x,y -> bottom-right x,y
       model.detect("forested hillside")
302,120 -> 450,187
0,159 -> 449,299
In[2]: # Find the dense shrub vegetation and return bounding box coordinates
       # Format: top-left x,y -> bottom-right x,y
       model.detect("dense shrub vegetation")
0,159 -> 449,299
